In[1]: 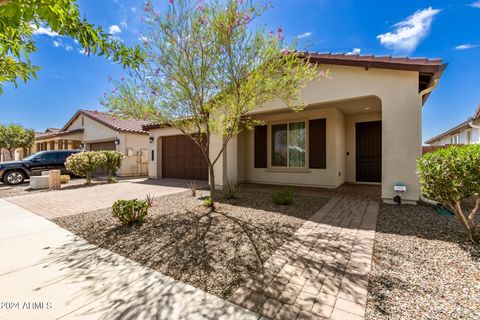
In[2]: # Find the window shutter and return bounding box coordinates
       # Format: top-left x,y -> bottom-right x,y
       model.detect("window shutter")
309,119 -> 326,169
254,125 -> 267,168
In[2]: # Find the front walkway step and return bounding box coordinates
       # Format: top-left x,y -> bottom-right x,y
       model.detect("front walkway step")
0,199 -> 259,320
230,196 -> 379,320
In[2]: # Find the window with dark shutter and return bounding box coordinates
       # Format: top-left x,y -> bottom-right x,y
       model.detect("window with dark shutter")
254,125 -> 267,168
309,119 -> 326,169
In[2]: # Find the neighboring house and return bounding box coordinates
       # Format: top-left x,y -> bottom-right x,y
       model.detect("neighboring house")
26,110 -> 150,176
425,105 -> 480,146
33,127 -> 83,154
144,53 -> 447,204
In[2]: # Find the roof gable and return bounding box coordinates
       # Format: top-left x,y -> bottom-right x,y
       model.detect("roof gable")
62,110 -> 150,134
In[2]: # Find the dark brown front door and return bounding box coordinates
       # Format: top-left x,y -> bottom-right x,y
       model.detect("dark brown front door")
162,135 -> 208,180
356,121 -> 381,182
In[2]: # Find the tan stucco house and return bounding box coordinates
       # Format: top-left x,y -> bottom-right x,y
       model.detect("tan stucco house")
145,53 -> 446,204
425,105 -> 480,146
30,110 -> 150,176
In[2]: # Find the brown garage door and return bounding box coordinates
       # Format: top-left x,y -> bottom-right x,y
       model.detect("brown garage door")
89,141 -> 116,151
162,135 -> 208,180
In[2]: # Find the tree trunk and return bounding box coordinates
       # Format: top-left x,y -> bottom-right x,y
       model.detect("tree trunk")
8,148 -> 15,161
209,163 -> 215,201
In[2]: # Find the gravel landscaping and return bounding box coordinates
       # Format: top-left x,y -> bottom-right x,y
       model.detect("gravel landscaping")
53,187 -> 329,300
367,203 -> 480,320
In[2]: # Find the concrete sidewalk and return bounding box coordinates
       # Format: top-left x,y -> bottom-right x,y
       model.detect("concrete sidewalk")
0,199 -> 259,320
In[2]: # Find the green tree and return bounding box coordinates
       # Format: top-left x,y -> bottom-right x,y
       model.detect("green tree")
0,0 -> 144,93
417,145 -> 480,243
102,0 -> 324,201
0,123 -> 35,159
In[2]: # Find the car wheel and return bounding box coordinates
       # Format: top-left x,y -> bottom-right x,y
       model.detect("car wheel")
3,170 -> 26,185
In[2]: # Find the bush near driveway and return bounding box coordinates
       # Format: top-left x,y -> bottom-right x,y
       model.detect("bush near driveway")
100,150 -> 124,183
417,145 -> 480,243
65,151 -> 107,185
112,199 -> 150,225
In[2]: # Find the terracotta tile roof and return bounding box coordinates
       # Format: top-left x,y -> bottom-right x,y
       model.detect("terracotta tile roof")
298,52 -> 447,76
79,110 -> 151,134
425,104 -> 480,144
35,128 -> 84,140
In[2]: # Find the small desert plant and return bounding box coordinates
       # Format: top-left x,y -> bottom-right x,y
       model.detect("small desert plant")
202,197 -> 214,208
223,179 -> 237,199
145,193 -> 154,207
187,181 -> 198,197
65,151 -> 107,184
60,175 -> 71,184
112,199 -> 150,225
272,189 -> 294,205
418,145 -> 480,243
100,150 -> 124,183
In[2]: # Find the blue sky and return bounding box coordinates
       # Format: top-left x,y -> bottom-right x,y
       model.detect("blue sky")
0,0 -> 479,143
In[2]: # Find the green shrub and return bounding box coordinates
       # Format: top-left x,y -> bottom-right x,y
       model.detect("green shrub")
202,197 -> 214,208
100,150 -> 124,183
60,174 -> 71,184
417,145 -> 480,243
65,151 -> 107,185
112,199 -> 150,225
223,179 -> 237,199
272,189 -> 293,205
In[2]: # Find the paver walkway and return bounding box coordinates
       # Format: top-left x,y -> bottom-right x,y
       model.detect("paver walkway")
5,178 -> 206,219
230,195 -> 379,320
0,199 -> 258,320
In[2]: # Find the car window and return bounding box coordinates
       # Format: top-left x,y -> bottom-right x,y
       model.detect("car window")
35,153 -> 57,162
57,152 -> 75,162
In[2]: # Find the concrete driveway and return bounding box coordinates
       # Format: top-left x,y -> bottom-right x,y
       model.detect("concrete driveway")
5,178 -> 206,219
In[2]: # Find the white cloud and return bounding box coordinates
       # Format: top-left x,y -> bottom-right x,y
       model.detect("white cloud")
52,40 -> 61,48
65,44 -> 73,51
120,20 -> 128,29
346,48 -> 361,55
131,7 -> 137,13
30,24 -> 59,37
51,39 -> 74,52
297,32 -> 312,39
471,1 -> 480,8
109,25 -> 122,34
455,44 -> 478,50
377,7 -> 440,54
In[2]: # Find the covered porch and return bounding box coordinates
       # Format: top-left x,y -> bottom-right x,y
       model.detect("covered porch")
220,96 -> 382,188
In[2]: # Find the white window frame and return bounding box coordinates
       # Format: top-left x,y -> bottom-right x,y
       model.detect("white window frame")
270,121 -> 307,169
451,133 -> 460,145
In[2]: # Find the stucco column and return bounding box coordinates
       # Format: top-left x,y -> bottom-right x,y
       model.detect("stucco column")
381,95 -> 422,203
148,135 -> 158,179
210,134 -> 224,189
225,134 -> 238,184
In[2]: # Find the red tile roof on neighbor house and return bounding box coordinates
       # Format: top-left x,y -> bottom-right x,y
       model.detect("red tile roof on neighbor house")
425,104 -> 480,145
62,110 -> 151,134
35,128 -> 84,140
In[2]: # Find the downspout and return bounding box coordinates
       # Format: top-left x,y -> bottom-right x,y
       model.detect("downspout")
469,122 -> 480,130
419,79 -> 442,206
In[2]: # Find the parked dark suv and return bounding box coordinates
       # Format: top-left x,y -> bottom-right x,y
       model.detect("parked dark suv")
0,150 -> 80,185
